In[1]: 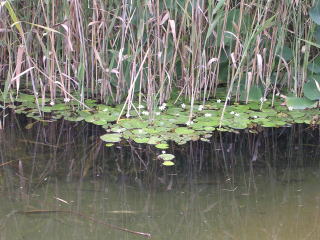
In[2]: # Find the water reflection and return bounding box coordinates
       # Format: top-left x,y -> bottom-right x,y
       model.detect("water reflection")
0,113 -> 319,240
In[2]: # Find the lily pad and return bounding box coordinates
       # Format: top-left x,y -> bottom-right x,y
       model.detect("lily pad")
119,119 -> 148,129
175,127 -> 195,135
158,153 -> 175,161
110,126 -> 127,133
100,133 -> 122,143
133,137 -> 150,144
51,104 -> 68,111
155,143 -> 169,149
162,161 -> 175,166
148,136 -> 162,145
16,94 -> 35,102
132,128 -> 148,135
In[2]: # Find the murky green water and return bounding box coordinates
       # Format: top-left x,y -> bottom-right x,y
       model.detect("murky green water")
0,114 -> 319,240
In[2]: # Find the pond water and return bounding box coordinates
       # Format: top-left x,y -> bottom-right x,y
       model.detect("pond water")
0,113 -> 319,240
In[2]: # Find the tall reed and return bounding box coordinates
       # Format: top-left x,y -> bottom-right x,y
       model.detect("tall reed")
0,0 -> 317,112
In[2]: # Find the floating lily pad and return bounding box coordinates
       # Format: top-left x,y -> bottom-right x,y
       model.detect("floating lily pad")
108,126 -> 126,133
16,94 -> 35,102
132,128 -> 148,135
64,115 -> 84,122
162,161 -> 175,166
148,136 -> 162,145
155,143 -> 169,149
93,119 -> 108,125
119,119 -> 148,129
191,121 -> 218,130
175,127 -> 195,135
52,104 -> 69,111
133,137 -> 150,144
41,106 -> 52,113
228,120 -> 248,129
158,153 -> 175,161
100,133 -> 122,143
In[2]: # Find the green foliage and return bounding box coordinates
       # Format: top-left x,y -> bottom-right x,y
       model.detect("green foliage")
310,2 -> 320,25
304,76 -> 320,101
308,56 -> 320,73
286,97 -> 317,110
158,153 -> 175,161
162,161 -> 175,166
100,133 -> 122,143
277,45 -> 294,62
314,26 -> 320,44
239,85 -> 264,102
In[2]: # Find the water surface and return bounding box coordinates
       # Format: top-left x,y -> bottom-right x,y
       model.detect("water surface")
0,114 -> 319,240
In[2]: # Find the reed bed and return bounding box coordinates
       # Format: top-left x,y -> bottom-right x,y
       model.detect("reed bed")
0,0 -> 317,112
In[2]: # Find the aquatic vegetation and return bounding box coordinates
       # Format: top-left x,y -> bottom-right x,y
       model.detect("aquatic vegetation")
158,153 -> 175,161
1,0 -> 320,109
1,0 -> 320,166
2,94 -> 318,153
100,133 -> 122,143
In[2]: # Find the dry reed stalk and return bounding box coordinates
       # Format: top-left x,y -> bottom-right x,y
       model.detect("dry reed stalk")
0,0 -> 315,114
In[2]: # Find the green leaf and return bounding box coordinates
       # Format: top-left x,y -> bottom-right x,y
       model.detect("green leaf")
310,3 -> 320,25
162,161 -> 175,166
314,26 -> 320,45
133,137 -> 149,144
308,56 -> 320,73
155,143 -> 169,149
304,76 -> 320,100
158,153 -> 175,161
4,1 -> 24,37
175,127 -> 195,135
100,133 -> 122,143
240,85 -> 263,102
286,97 -> 317,110
119,119 -> 148,129
277,45 -> 293,61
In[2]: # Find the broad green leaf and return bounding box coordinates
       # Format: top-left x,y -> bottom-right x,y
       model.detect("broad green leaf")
286,97 -> 317,110
304,76 -> 320,100
310,3 -> 320,25
162,161 -> 175,166
155,143 -> 169,149
100,133 -> 122,143
133,137 -> 149,144
119,119 -> 148,129
308,56 -> 320,73
158,153 -> 175,161
175,127 -> 195,135
277,45 -> 293,61
314,26 -> 320,45
240,85 -> 264,102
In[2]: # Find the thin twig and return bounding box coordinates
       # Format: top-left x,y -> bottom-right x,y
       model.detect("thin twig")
17,209 -> 152,238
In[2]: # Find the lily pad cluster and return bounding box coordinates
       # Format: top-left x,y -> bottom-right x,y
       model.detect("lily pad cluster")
1,93 -> 319,149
